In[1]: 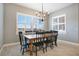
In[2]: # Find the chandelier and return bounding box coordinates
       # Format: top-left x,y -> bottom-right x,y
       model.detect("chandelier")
35,3 -> 46,21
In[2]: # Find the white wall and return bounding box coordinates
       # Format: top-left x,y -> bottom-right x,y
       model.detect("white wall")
0,4 -> 3,48
49,4 -> 79,43
4,3 -> 48,44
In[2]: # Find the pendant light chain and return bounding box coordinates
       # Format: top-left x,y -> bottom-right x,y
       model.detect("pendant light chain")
42,3 -> 44,21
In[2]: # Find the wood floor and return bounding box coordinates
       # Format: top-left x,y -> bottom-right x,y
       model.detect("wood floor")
1,40 -> 79,56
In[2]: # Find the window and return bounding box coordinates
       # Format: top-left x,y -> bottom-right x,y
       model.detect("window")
17,14 -> 32,31
34,17 -> 44,29
25,16 -> 32,29
17,13 -> 44,32
52,14 -> 66,32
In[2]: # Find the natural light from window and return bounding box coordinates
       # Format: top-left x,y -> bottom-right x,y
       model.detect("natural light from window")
16,12 -> 44,32
52,14 -> 66,33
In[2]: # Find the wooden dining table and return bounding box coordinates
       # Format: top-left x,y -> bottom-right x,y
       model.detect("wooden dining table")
24,33 -> 52,56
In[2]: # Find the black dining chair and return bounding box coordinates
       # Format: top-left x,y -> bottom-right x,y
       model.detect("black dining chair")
32,31 -> 46,56
43,31 -> 54,50
52,31 -> 58,46
45,31 -> 58,47
18,31 -> 29,55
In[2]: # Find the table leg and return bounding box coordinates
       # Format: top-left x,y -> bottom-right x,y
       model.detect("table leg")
29,40 -> 33,56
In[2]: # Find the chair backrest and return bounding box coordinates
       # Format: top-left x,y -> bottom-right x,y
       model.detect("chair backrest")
42,31 -> 58,41
19,31 -> 28,49
18,31 -> 25,46
52,31 -> 58,41
43,31 -> 53,41
33,31 -> 45,44
36,31 -> 45,38
52,31 -> 58,36
25,31 -> 36,35
18,31 -> 23,46
45,30 -> 58,37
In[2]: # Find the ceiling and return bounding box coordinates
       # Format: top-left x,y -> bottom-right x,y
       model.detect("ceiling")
17,3 -> 72,14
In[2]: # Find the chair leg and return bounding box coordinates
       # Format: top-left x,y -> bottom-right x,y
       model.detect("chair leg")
52,42 -> 53,45
38,46 -> 40,50
46,43 -> 48,52
22,48 -> 24,55
28,45 -> 29,48
55,36 -> 57,46
42,44 -> 45,53
36,46 -> 37,56
55,41 -> 57,46
50,43 -> 53,49
20,46 -> 22,51
43,47 -> 45,53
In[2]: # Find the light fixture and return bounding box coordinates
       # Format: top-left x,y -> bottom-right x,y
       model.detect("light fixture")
41,3 -> 45,21
35,3 -> 45,22
41,3 -> 44,21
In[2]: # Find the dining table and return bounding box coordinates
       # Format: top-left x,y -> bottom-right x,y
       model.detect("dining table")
24,32 -> 57,56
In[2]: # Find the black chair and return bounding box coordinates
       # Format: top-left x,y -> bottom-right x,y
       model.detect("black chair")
52,31 -> 58,46
45,31 -> 58,47
32,31 -> 46,56
43,31 -> 54,49
46,31 -> 58,47
18,31 -> 29,55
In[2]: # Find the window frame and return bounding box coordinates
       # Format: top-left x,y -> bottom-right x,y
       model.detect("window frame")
52,14 -> 66,33
16,12 -> 44,33
16,13 -> 32,32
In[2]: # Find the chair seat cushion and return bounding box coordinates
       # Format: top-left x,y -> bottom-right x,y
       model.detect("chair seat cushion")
44,40 -> 53,43
22,43 -> 30,48
33,41 -> 43,46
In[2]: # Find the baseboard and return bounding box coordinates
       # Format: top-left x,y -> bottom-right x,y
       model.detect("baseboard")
0,46 -> 4,55
3,42 -> 20,48
58,39 -> 79,46
0,40 -> 79,55
0,42 -> 20,55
